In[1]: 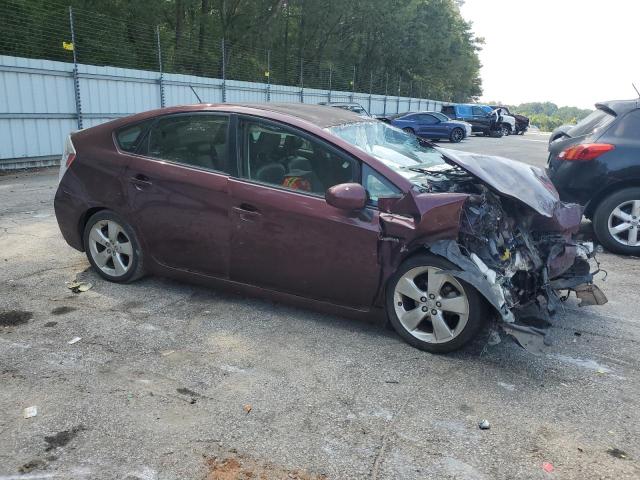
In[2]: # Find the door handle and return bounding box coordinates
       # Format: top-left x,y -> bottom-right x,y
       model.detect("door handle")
129,174 -> 152,190
233,203 -> 261,223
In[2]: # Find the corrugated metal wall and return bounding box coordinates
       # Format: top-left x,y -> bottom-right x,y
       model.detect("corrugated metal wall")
0,55 -> 445,170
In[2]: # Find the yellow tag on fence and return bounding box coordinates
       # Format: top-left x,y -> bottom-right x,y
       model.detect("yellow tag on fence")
264,71 -> 270,77
63,42 -> 74,51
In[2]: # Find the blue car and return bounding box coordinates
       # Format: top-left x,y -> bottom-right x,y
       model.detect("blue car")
390,111 -> 470,143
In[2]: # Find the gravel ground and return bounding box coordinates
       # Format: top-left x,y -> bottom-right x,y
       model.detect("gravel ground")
1,134 -> 639,479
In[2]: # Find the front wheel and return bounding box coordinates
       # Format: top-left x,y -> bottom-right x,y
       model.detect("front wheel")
82,210 -> 145,283
500,124 -> 511,136
402,127 -> 415,135
449,128 -> 464,143
593,188 -> 640,255
386,254 -> 485,353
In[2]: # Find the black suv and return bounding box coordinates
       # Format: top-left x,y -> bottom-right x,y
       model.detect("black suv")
548,99 -> 640,255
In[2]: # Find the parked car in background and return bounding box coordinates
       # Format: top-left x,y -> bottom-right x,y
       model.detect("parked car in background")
441,104 -> 506,137
548,99 -> 640,255
490,105 -> 529,135
318,101 -> 371,117
54,103 -> 605,353
390,111 -> 471,142
376,112 -> 405,123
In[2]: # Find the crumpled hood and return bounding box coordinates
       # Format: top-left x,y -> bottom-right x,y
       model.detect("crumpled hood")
437,148 -> 561,217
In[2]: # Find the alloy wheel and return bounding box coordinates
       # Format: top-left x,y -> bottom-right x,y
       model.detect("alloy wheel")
393,266 -> 470,344
607,199 -> 640,247
88,220 -> 133,277
452,129 -> 464,142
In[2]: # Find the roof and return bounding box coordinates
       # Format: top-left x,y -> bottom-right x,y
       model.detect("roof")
225,102 -> 367,128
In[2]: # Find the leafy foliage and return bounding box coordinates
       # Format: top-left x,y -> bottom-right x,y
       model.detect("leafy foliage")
509,102 -> 593,132
0,0 -> 483,101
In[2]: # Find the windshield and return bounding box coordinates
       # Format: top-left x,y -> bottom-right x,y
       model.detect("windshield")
567,108 -> 614,137
326,121 -> 447,182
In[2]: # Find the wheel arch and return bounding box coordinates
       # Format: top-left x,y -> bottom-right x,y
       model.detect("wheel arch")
585,179 -> 640,218
77,207 -> 107,252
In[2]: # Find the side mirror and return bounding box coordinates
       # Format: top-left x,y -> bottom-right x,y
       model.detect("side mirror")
326,183 -> 367,210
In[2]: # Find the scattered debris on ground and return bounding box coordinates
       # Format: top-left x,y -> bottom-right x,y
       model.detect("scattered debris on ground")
607,448 -> 629,459
478,419 -> 490,430
44,321 -> 58,327
23,406 -> 38,418
542,461 -> 554,473
243,404 -> 252,414
44,425 -> 85,451
67,336 -> 82,345
18,458 -> 47,473
0,310 -> 32,327
205,454 -> 326,480
66,281 -> 92,293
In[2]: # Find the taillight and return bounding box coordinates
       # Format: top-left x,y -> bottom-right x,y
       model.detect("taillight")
559,143 -> 614,161
58,135 -> 77,181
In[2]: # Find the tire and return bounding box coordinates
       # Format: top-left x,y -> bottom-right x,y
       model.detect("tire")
592,187 -> 640,256
500,124 -> 511,136
402,127 -> 415,135
489,129 -> 503,138
386,254 -> 485,353
449,128 -> 464,143
82,210 -> 145,283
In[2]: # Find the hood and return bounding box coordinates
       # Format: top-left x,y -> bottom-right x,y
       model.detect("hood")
437,148 -> 561,217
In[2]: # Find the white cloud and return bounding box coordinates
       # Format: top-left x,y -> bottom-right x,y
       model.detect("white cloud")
460,0 -> 640,108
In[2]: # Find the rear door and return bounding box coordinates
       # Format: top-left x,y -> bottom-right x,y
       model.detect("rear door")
228,117 -> 381,308
124,112 -> 233,277
415,114 -> 444,137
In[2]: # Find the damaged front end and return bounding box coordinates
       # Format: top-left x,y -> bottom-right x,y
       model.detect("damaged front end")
379,153 -> 607,352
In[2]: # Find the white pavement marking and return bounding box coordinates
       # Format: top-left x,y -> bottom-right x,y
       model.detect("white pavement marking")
520,139 -> 548,143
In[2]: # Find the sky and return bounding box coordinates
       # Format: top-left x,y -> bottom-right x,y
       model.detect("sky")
459,0 -> 640,109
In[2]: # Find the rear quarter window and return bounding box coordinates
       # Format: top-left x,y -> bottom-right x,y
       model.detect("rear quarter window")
115,121 -> 151,153
602,109 -> 640,140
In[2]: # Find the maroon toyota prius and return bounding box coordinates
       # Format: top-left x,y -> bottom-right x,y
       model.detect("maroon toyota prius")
54,103 -> 606,353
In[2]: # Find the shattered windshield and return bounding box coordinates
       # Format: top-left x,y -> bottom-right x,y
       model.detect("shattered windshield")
326,121 -> 448,183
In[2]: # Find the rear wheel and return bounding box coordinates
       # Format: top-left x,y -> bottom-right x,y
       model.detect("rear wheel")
593,188 -> 640,255
386,254 -> 485,353
449,128 -> 464,143
83,210 -> 145,282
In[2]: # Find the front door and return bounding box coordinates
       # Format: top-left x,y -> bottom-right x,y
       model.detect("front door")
228,118 -> 381,308
125,113 -> 233,277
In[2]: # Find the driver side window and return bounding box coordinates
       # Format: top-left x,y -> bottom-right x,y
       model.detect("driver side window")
240,119 -> 358,196
471,106 -> 485,116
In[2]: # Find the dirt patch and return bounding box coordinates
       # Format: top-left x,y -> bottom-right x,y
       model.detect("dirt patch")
44,425 -> 85,451
205,455 -> 326,480
51,306 -> 76,315
177,387 -> 201,397
0,310 -> 32,327
44,321 -> 58,327
18,458 -> 47,473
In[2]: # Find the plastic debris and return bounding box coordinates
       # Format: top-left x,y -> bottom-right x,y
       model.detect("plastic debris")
67,337 -> 82,345
542,462 -> 554,473
161,350 -> 175,356
607,448 -> 628,459
66,281 -> 93,293
478,419 -> 490,430
243,404 -> 252,414
23,406 -> 38,418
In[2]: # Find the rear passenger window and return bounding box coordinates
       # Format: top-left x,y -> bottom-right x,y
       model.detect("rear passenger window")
240,119 -> 357,196
144,114 -> 230,172
116,121 -> 151,152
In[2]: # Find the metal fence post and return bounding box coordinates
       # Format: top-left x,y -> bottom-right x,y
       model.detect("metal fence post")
265,49 -> 271,102
350,65 -> 355,103
156,26 -> 165,108
418,83 -> 422,111
368,71 -> 373,114
328,65 -> 332,103
383,73 -> 388,116
299,57 -> 304,103
68,6 -> 82,129
221,38 -> 226,102
396,75 -> 401,114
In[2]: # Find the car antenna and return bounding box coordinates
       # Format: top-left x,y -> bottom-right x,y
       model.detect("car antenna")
189,85 -> 203,103
633,83 -> 640,98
